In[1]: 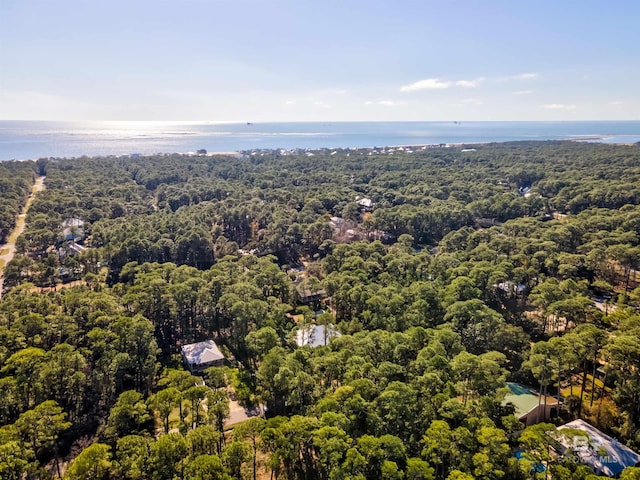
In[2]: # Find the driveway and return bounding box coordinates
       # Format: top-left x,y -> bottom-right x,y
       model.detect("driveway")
225,388 -> 265,427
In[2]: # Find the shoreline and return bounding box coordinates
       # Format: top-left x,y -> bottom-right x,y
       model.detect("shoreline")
1,135 -> 639,162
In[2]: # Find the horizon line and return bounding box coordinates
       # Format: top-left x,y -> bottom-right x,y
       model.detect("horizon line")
1,119 -> 640,124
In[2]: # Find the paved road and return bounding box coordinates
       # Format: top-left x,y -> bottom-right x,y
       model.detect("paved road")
0,176 -> 45,297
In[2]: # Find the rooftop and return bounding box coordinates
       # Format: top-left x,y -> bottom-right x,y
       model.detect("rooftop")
295,324 -> 341,348
62,218 -> 85,228
503,382 -> 558,418
357,198 -> 374,208
557,419 -> 640,477
181,340 -> 224,366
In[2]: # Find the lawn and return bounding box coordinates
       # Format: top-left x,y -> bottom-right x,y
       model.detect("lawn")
559,373 -> 610,414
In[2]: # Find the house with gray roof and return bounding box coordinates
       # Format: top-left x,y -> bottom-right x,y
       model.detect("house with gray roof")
181,340 -> 225,373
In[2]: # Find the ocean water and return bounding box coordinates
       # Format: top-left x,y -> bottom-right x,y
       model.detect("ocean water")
1,120 -> 640,161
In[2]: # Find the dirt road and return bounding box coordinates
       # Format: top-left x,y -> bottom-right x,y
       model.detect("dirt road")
0,176 -> 45,298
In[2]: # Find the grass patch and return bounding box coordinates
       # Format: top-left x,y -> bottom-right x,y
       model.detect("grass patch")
559,373 -> 609,412
153,405 -> 184,435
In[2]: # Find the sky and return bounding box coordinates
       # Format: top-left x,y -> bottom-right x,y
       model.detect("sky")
1,0 -> 639,122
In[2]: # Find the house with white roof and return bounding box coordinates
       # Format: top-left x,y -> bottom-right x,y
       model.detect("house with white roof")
62,218 -> 85,242
357,198 -> 375,211
556,419 -> 640,477
295,324 -> 341,348
181,340 -> 225,373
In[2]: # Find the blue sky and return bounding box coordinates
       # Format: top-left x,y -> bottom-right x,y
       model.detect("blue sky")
1,0 -> 638,121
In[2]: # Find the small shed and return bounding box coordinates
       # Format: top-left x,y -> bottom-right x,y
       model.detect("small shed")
181,340 -> 225,373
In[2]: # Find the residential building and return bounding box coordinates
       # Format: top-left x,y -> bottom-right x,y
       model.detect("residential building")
556,419 -> 640,477
62,218 -> 85,242
502,382 -> 559,425
181,340 -> 225,373
295,324 -> 341,348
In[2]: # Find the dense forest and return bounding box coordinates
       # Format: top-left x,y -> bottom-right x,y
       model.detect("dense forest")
2,141 -> 640,479
0,161 -> 36,244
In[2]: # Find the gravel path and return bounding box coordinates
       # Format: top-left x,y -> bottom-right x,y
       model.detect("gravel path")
0,176 -> 45,297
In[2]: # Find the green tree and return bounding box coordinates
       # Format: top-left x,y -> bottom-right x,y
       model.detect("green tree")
15,400 -> 71,477
518,423 -> 556,466
151,432 -> 189,480
1,347 -> 46,409
0,440 -> 30,480
222,441 -> 251,480
204,367 -> 230,389
381,460 -> 403,480
523,342 -> 556,423
184,385 -> 211,430
207,390 -> 230,439
187,425 -> 222,457
116,435 -> 151,480
602,327 -> 640,428
473,425 -> 509,479
405,457 -> 435,480
149,387 -> 181,434
105,390 -> 153,441
234,417 -> 266,480
621,467 -> 640,480
422,420 -> 453,479
65,443 -> 113,480
185,454 -> 231,480
246,327 -> 280,367
447,471 -> 474,480
574,324 -> 607,415
312,425 -> 351,480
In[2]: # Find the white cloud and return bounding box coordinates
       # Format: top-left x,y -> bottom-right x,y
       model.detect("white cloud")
608,101 -> 627,106
498,73 -> 540,82
365,100 -> 405,107
400,78 -> 451,92
456,77 -> 485,88
542,103 -> 576,109
284,100 -> 295,105
313,101 -> 330,108
402,77 -> 486,92
512,90 -> 534,95
516,72 -> 539,80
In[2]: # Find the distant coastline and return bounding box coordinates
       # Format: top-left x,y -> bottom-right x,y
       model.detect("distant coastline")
1,120 -> 640,161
